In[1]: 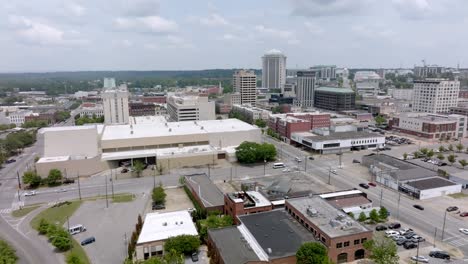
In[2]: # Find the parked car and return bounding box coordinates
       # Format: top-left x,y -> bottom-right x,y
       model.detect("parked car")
404,232 -> 416,239
24,191 -> 36,197
63,178 -> 75,184
5,159 -> 16,164
152,203 -> 165,210
56,188 -> 67,193
396,238 -> 407,246
460,212 -> 468,217
80,237 -> 96,246
352,159 -> 361,164
385,230 -> 399,237
404,242 -> 417,249
294,157 -> 302,162
330,169 -> 337,174
191,252 -> 199,262
429,250 -> 450,260
459,228 -> 468,235
413,204 -> 424,210
391,235 -> 405,241
121,168 -> 129,173
411,256 -> 429,263
368,182 -> 376,187
359,183 -> 369,189
447,206 -> 459,212
388,222 -> 401,229
411,235 -> 425,243
308,156 -> 315,160
375,225 -> 387,231
399,228 -> 413,235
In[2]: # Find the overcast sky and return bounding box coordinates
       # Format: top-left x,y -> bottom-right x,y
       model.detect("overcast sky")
1,0 -> 467,72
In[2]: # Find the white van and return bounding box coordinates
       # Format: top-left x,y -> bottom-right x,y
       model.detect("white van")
273,163 -> 285,169
294,157 -> 302,162
69,224 -> 86,235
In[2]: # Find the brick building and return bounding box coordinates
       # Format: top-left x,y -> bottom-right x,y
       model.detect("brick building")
141,96 -> 166,104
224,191 -> 272,223
129,102 -> 156,116
24,111 -> 56,124
285,196 -> 372,263
184,174 -> 224,212
268,112 -> 330,140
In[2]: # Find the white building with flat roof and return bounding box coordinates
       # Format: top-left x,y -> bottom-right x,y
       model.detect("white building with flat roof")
233,70 -> 257,105
102,82 -> 129,124
354,71 -> 381,96
262,49 -> 286,91
135,210 -> 198,260
412,79 -> 459,113
167,94 -> 215,122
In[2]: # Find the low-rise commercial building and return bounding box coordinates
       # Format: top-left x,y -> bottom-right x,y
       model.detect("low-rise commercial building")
354,71 -> 381,96
314,87 -> 355,111
390,112 -> 467,140
291,131 -> 385,154
268,112 -> 331,141
232,104 -> 270,123
224,191 -> 272,223
167,94 -> 215,122
185,173 -> 224,212
285,196 -> 372,263
129,102 -> 156,116
74,103 -> 104,118
135,211 -> 198,260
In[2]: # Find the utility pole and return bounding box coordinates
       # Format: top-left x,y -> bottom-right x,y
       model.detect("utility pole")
441,210 -> 448,240
230,167 -> 233,182
67,216 -> 70,231
124,233 -> 128,258
328,167 -> 331,185
17,171 -> 21,189
77,172 -> 82,201
208,164 -> 211,178
433,228 -> 437,248
415,240 -> 420,264
396,193 -> 401,220
111,171 -> 114,199
263,160 -> 266,176
105,173 -> 109,208
304,156 -> 307,172
379,189 -> 383,207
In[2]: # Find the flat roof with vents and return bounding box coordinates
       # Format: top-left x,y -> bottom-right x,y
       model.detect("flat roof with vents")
137,210 -> 198,244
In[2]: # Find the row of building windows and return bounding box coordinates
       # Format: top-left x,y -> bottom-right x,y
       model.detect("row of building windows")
351,138 -> 378,145
336,238 -> 366,249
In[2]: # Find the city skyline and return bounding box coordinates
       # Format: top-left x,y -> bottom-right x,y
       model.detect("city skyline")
1,0 -> 468,72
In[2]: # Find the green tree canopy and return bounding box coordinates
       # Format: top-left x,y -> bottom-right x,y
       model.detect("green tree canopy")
374,115 -> 386,126
133,160 -> 145,177
379,206 -> 389,220
369,209 -> 379,223
254,119 -> 267,128
363,233 -> 399,264
22,170 -> 42,188
152,184 -> 167,205
47,169 -> 63,186
448,154 -> 456,165
0,239 -> 18,264
164,235 -> 200,255
296,242 -> 330,264
235,141 -> 277,164
358,212 -> 367,222
459,159 -> 467,169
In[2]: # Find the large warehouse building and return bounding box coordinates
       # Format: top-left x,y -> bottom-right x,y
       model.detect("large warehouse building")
36,118 -> 261,177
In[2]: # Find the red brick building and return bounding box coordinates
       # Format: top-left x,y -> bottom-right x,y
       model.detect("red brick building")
390,113 -> 466,139
268,112 -> 330,140
224,191 -> 272,224
129,102 -> 155,116
24,112 -> 56,124
141,96 -> 166,104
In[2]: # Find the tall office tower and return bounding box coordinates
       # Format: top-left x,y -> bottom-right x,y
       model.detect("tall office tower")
412,79 -> 460,113
167,94 -> 215,121
310,65 -> 337,82
295,71 -> 316,108
233,70 -> 257,105
103,78 -> 116,89
102,78 -> 130,124
262,49 -> 287,91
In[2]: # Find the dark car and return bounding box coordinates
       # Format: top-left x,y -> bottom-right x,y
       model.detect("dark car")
352,159 -> 361,164
63,178 -> 75,184
447,206 -> 459,212
404,232 -> 416,239
152,203 -> 165,210
5,159 -> 16,164
359,183 -> 369,189
375,225 -> 387,231
368,182 -> 377,187
396,238 -> 407,246
191,252 -> 199,262
413,204 -> 424,210
429,251 -> 450,260
460,212 -> 468,217
121,168 -> 129,173
81,237 -> 96,246
308,156 -> 315,160
403,242 -> 417,249
388,222 -> 401,229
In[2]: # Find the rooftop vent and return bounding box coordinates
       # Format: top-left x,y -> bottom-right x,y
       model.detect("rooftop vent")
306,207 -> 318,217
267,248 -> 272,254
169,128 -> 172,132
162,222 -> 167,226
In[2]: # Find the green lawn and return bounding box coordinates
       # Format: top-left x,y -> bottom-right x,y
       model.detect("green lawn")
112,193 -> 135,203
11,205 -> 41,218
30,201 -> 90,264
449,193 -> 468,199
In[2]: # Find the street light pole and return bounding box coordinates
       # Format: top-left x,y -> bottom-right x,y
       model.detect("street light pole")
379,189 -> 383,207
396,192 -> 401,220
415,240 -> 420,264
105,173 -> 109,208
433,228 -> 437,248
328,167 -> 331,185
77,171 -> 82,201
304,156 -> 307,172
441,210 -> 448,240
263,160 -> 266,176
111,170 -> 114,199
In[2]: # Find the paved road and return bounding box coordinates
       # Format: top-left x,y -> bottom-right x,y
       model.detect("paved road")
263,136 -> 468,257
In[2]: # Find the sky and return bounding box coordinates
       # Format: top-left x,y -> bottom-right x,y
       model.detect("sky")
1,0 -> 468,72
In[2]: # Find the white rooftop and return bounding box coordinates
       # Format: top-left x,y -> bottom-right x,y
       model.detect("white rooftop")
319,190 -> 363,199
137,211 -> 198,244
246,191 -> 271,207
40,125 -> 97,134
101,145 -> 216,161
101,119 -> 256,141
37,156 -> 70,163
129,115 -> 167,125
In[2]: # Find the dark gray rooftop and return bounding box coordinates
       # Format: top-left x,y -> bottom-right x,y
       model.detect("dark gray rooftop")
406,177 -> 457,190
184,173 -> 224,208
208,227 -> 260,264
305,131 -> 383,142
238,210 -> 315,259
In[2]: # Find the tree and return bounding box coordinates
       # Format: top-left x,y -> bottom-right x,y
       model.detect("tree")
448,144 -> 454,152
296,242 -> 330,264
38,218 -> 50,235
22,170 -> 42,188
198,215 -> 233,240
459,160 -> 468,169
348,212 -> 355,219
47,169 -> 63,186
51,234 -> 72,251
152,184 -> 167,205
133,160 -> 145,177
412,151 -> 420,159
419,148 -> 429,156
379,206 -> 389,220
235,142 -> 259,163
257,143 -> 277,161
66,252 -> 84,264
163,249 -> 184,264
0,239 -> 18,264
363,233 -> 399,264
426,149 -> 434,159
402,153 -> 408,160
358,212 -> 367,222
456,143 -> 464,153
254,119 -> 266,128
439,146 -> 446,152
374,115 -> 386,126
369,209 -> 379,223
437,153 -> 445,161
164,235 -> 200,255
448,154 -> 456,165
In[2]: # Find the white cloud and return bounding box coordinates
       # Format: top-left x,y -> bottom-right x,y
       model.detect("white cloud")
391,0 -> 432,19
290,0 -> 373,17
114,16 -> 178,34
65,2 -> 86,17
221,33 -> 236,40
120,0 -> 160,17
351,25 -> 397,40
304,22 -> 324,35
199,13 -> 229,26
8,15 -> 88,46
254,25 -> 300,44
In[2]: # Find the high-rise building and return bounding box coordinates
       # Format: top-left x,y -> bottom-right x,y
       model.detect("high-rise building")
233,70 -> 257,105
102,78 -> 130,124
261,49 -> 286,91
295,71 -> 316,108
414,65 -> 446,78
167,94 -> 215,122
310,65 -> 336,82
412,79 -> 460,113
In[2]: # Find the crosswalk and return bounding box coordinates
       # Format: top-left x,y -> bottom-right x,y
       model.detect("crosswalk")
0,208 -> 12,214
444,236 -> 468,247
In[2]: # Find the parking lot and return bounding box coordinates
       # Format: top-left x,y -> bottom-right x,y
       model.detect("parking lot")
144,187 -> 194,215
70,194 -> 147,264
